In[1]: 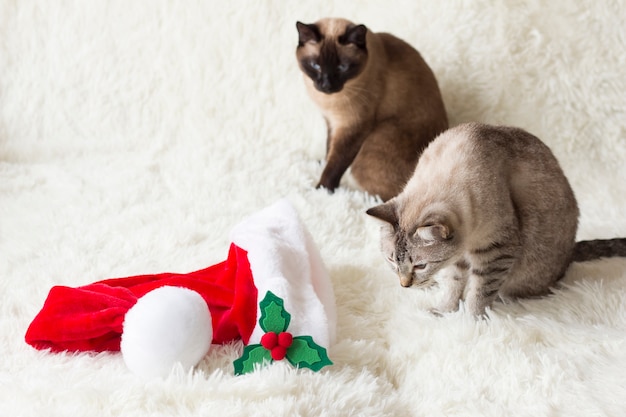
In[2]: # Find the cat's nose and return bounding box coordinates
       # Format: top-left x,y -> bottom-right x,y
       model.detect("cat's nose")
317,76 -> 341,94
399,274 -> 413,287
319,83 -> 337,93
398,264 -> 413,287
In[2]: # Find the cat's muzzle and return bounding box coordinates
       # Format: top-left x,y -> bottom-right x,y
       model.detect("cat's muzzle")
398,264 -> 414,287
399,273 -> 413,287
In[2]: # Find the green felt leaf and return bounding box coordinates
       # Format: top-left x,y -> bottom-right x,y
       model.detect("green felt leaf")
233,292 -> 333,375
233,344 -> 272,375
259,291 -> 291,333
286,336 -> 333,372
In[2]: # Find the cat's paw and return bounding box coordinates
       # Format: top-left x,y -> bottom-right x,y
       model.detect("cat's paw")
433,300 -> 461,315
466,305 -> 492,320
466,301 -> 489,318
315,182 -> 336,194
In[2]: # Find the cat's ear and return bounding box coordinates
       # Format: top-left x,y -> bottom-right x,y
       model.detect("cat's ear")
340,24 -> 367,48
366,202 -> 398,225
415,224 -> 453,242
296,22 -> 321,45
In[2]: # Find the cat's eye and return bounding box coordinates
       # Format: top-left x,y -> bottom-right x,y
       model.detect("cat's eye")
338,63 -> 349,72
413,263 -> 427,271
310,62 -> 321,72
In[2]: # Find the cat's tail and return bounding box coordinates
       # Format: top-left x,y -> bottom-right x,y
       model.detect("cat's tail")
571,238 -> 626,263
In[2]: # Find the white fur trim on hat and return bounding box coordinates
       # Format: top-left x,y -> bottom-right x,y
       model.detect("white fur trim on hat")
230,199 -> 336,348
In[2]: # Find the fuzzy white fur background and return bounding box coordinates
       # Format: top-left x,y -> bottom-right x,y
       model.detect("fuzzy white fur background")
2,1 -> 626,416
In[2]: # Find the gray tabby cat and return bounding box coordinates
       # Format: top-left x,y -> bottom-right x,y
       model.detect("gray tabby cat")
367,122 -> 626,316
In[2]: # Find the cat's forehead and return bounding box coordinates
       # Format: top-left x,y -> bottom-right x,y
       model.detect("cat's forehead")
395,192 -> 451,229
395,199 -> 427,231
315,18 -> 355,38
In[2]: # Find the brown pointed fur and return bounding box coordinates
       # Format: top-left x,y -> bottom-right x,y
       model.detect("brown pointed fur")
296,18 -> 448,201
367,123 -> 626,316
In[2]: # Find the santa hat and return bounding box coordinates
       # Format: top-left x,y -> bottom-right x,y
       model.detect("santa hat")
25,199 -> 336,377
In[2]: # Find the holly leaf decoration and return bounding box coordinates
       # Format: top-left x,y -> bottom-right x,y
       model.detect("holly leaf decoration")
258,291 -> 291,333
286,336 -> 333,372
233,344 -> 272,375
233,291 -> 332,375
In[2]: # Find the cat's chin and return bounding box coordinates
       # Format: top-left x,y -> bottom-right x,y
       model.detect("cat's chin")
410,279 -> 437,290
314,84 -> 344,94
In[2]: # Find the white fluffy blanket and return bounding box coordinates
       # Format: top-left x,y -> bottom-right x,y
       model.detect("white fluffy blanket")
2,1 -> 626,416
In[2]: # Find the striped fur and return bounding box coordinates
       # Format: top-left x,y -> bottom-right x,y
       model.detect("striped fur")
368,123 -> 626,316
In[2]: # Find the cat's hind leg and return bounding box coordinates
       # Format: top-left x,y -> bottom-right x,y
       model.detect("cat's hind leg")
350,122 -> 419,201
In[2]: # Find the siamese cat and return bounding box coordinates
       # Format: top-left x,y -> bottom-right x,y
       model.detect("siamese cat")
367,123 -> 626,316
296,18 -> 448,201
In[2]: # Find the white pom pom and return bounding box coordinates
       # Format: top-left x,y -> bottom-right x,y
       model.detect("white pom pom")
121,286 -> 212,378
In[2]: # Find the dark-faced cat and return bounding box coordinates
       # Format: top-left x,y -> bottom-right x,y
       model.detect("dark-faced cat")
367,123 -> 626,316
296,18 -> 448,201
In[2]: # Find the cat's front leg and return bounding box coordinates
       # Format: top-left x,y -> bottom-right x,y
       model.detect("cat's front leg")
465,247 -> 517,316
316,124 -> 371,192
465,269 -> 508,317
432,263 -> 467,314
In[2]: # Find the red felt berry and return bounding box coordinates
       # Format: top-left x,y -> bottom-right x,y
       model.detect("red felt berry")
271,345 -> 287,361
278,332 -> 293,348
261,332 -> 278,350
